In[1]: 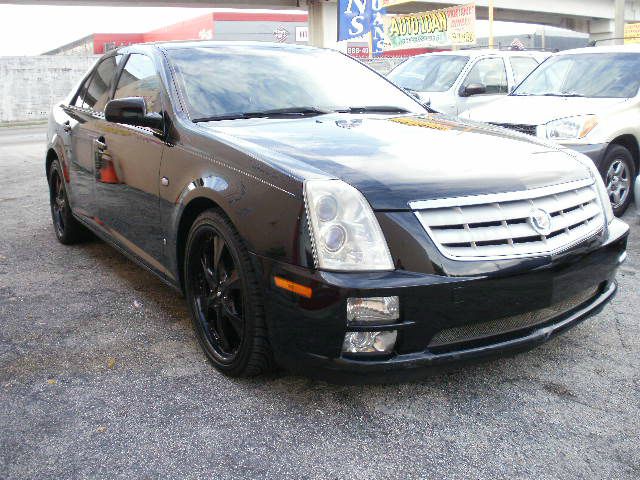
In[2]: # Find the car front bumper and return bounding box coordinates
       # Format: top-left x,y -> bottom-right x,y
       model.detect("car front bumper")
254,218 -> 629,383
564,143 -> 609,169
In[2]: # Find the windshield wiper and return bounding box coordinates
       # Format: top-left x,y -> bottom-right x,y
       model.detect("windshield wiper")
192,106 -> 331,123
540,92 -> 585,97
333,106 -> 411,114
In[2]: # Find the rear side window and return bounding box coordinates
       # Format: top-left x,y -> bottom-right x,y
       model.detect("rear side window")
83,56 -> 120,112
113,54 -> 162,114
510,57 -> 539,85
462,57 -> 508,94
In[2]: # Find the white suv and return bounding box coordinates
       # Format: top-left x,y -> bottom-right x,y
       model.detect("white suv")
387,49 -> 549,116
463,45 -> 640,216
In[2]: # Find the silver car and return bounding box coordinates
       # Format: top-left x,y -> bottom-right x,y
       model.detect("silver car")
463,45 -> 640,216
387,49 -> 548,116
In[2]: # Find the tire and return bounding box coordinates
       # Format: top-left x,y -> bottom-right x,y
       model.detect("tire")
599,145 -> 636,217
184,209 -> 273,377
48,159 -> 89,245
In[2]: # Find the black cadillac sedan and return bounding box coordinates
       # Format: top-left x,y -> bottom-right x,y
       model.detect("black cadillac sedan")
46,41 -> 629,382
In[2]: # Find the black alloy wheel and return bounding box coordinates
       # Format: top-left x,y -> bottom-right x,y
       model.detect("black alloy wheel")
48,159 -> 88,244
51,168 -> 67,237
184,209 -> 273,377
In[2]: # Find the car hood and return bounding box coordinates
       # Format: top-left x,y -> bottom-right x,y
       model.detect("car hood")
463,96 -> 630,125
198,113 -> 591,210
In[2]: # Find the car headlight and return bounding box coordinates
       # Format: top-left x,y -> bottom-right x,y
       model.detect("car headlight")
304,179 -> 394,271
569,151 -> 614,224
545,115 -> 598,141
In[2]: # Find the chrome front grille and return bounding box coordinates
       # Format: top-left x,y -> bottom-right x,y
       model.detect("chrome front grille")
410,179 -> 605,260
490,122 -> 538,136
428,286 -> 599,349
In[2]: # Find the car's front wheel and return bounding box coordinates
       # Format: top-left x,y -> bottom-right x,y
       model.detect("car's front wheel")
184,209 -> 274,377
600,145 -> 636,217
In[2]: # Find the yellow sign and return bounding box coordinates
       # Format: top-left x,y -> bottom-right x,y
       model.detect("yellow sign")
625,23 -> 640,44
383,3 -> 476,51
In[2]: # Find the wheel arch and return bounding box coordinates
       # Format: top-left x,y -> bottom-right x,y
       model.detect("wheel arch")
45,148 -> 59,180
608,134 -> 639,173
175,193 -> 240,293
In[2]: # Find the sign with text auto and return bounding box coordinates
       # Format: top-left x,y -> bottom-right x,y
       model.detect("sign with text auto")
624,23 -> 640,44
383,3 -> 476,51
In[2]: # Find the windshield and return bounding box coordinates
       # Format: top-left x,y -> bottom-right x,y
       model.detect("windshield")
513,52 -> 640,98
165,46 -> 425,120
388,55 -> 469,92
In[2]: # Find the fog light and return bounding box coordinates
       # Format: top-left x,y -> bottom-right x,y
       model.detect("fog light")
342,330 -> 397,354
347,296 -> 399,324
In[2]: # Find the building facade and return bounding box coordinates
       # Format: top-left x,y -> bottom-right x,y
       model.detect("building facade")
43,11 -> 309,55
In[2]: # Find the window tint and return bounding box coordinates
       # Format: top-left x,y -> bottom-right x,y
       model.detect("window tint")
114,54 -> 162,114
166,47 -> 423,120
462,57 -> 508,94
510,57 -> 539,85
83,56 -> 120,112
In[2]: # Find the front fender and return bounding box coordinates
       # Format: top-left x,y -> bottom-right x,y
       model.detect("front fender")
161,160 -> 308,286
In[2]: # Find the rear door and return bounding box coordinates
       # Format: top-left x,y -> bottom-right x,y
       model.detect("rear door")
64,55 -> 121,220
96,53 -> 166,266
456,56 -> 509,114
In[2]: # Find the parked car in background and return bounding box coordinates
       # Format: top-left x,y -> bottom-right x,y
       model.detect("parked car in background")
387,49 -> 549,115
463,45 -> 640,216
46,42 -> 628,382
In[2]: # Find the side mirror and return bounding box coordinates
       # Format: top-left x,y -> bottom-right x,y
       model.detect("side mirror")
105,97 -> 163,130
461,83 -> 487,97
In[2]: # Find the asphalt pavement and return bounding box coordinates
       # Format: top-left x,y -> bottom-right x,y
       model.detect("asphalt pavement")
1,125 -> 639,479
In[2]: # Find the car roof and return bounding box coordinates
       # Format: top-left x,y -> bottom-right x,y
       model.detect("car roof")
553,44 -> 640,55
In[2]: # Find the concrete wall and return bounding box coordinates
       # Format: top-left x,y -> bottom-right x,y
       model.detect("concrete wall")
0,56 -> 99,123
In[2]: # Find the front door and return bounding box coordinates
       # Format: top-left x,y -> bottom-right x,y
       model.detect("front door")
456,57 -> 509,115
96,53 -> 166,266
64,55 -> 120,220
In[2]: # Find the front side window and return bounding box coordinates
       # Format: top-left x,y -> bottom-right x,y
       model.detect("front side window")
510,56 -> 539,85
166,46 -> 424,120
83,55 -> 120,112
462,57 -> 508,95
72,74 -> 92,108
513,53 -> 640,98
114,54 -> 162,114
388,55 -> 469,92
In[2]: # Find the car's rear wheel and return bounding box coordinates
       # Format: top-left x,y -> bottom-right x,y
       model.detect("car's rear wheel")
600,145 -> 636,217
48,159 -> 88,244
184,209 -> 273,377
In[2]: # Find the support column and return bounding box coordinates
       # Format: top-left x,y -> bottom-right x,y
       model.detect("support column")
307,0 -> 338,48
615,0 -> 626,44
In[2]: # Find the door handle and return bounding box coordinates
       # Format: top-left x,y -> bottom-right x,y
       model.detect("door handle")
94,138 -> 107,152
